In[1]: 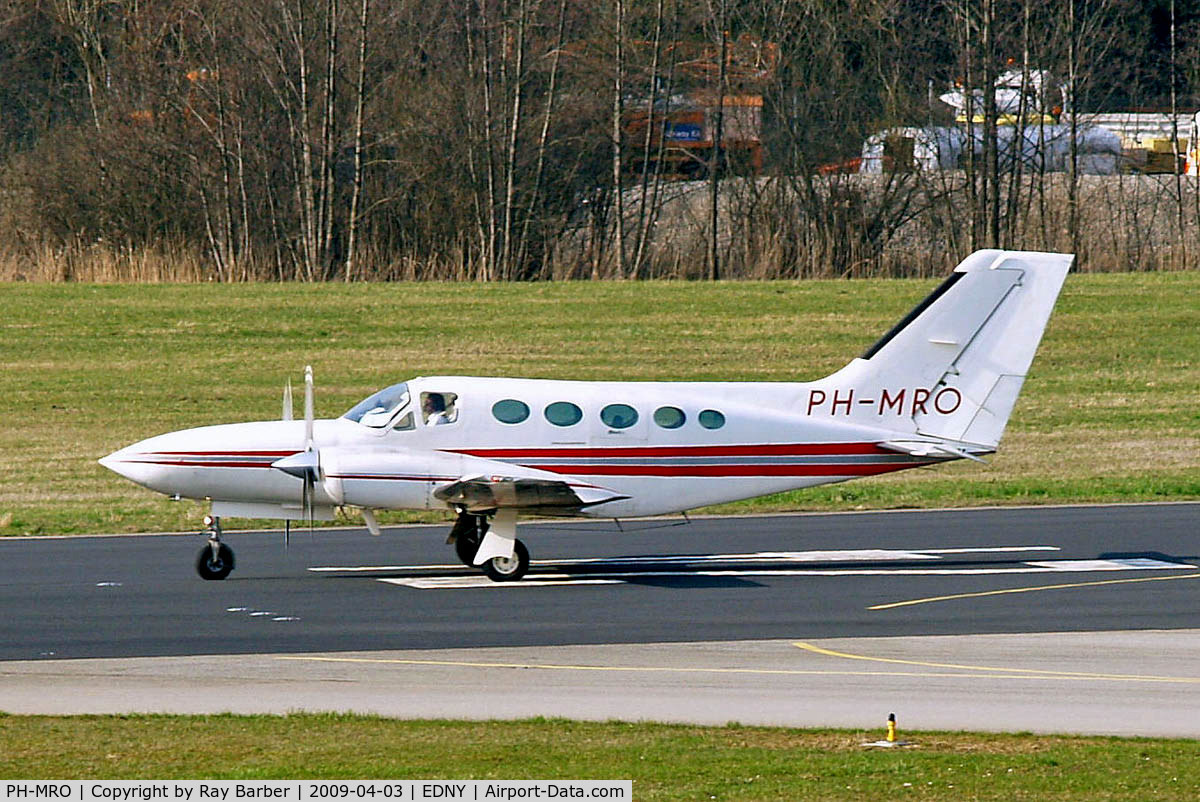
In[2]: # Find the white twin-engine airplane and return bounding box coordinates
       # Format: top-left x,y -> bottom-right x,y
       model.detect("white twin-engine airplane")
101,249 -> 1073,582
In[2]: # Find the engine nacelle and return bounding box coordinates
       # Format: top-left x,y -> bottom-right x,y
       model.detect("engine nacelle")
320,448 -> 471,510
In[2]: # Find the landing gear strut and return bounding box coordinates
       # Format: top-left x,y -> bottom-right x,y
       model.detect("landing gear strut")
447,509 -> 530,582
447,511 -> 488,567
196,515 -> 235,580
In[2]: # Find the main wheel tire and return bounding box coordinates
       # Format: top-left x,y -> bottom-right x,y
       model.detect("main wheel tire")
453,517 -> 488,567
482,538 -> 529,582
196,542 -> 235,580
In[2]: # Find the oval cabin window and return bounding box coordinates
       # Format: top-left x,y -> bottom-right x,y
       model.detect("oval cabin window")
653,406 -> 686,429
698,409 -> 726,430
544,401 -> 583,426
600,403 -> 639,429
492,399 -> 530,424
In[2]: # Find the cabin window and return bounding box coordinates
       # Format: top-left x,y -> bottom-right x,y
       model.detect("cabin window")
492,399 -> 530,424
421,392 -> 458,425
392,411 -> 415,431
653,406 -> 686,429
600,403 -> 638,429
545,401 -> 583,426
698,409 -> 726,430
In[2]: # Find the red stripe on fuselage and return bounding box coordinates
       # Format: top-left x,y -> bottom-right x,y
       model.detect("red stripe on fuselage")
151,451 -> 297,457
530,462 -> 929,477
126,445 -> 930,478
124,459 -> 277,469
450,443 -> 889,459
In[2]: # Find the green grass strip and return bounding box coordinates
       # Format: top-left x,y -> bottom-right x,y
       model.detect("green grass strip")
1,714 -> 1199,800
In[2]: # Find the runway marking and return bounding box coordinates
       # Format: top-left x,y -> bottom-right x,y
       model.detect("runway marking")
379,577 -> 624,589
372,558 -> 1194,590
791,640 -> 1200,684
868,571 -> 1200,611
278,651 -> 1200,685
306,546 -> 1061,573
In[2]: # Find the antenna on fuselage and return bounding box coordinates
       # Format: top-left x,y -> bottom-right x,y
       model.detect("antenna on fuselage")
282,379 -> 294,421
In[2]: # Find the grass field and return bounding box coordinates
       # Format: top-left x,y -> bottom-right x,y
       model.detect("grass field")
1,714 -> 1199,800
1,272 -> 1197,536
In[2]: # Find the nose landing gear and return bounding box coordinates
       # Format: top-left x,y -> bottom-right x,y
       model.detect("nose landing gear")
196,515 -> 235,580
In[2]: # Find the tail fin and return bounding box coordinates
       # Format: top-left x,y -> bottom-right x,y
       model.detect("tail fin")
820,249 -> 1072,450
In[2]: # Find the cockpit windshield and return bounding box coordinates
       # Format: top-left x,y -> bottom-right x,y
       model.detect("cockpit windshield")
343,382 -> 410,427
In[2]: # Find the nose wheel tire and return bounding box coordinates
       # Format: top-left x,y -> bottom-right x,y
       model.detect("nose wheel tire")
482,539 -> 529,582
196,542 -> 235,580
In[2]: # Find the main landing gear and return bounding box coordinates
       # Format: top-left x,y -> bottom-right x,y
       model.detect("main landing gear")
447,510 -> 530,582
196,515 -> 235,580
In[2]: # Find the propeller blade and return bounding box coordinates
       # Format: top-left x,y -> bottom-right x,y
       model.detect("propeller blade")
282,379 -> 293,421
302,472 -> 312,533
304,365 -> 314,451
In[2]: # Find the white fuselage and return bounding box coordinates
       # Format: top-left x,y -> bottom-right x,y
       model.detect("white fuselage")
100,375 -> 944,519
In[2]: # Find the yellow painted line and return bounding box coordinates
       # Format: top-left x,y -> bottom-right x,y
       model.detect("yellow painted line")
279,649 -> 1200,684
276,654 -> 1085,680
868,572 -> 1200,611
277,654 -> 909,677
792,640 -> 1200,684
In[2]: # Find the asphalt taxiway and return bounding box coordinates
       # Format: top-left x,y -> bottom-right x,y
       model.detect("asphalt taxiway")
2,503 -> 1199,735
4,631 -> 1200,736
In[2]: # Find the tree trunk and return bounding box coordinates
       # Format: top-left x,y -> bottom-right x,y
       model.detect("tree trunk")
708,10 -> 727,281
611,0 -> 626,279
345,0 -> 370,281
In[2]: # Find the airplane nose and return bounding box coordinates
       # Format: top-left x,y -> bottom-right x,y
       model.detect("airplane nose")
99,441 -> 177,492
99,445 -> 151,485
98,450 -> 120,474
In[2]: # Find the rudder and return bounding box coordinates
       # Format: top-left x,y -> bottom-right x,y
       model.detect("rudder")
821,249 -> 1073,449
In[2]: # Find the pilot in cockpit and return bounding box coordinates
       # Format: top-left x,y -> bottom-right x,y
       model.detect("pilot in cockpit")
422,393 -> 451,425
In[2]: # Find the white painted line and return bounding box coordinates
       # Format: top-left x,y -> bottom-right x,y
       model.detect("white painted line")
551,549 -> 944,564
377,559 -> 1197,589
310,563 -> 462,573
917,546 -> 1061,555
1025,559 -> 1191,571
309,545 -> 1061,574
379,577 -> 625,590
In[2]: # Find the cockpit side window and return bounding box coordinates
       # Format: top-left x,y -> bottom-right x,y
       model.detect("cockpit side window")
344,382 -> 410,427
421,392 -> 459,425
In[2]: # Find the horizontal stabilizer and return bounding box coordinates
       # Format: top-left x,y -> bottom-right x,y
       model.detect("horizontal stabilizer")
880,439 -> 991,464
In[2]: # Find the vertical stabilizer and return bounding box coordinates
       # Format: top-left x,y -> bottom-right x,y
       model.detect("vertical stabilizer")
821,250 -> 1073,449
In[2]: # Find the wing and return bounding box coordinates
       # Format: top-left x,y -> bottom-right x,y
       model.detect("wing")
433,474 -> 629,513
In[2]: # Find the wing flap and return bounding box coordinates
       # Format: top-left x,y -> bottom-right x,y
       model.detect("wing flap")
433,474 -> 629,513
